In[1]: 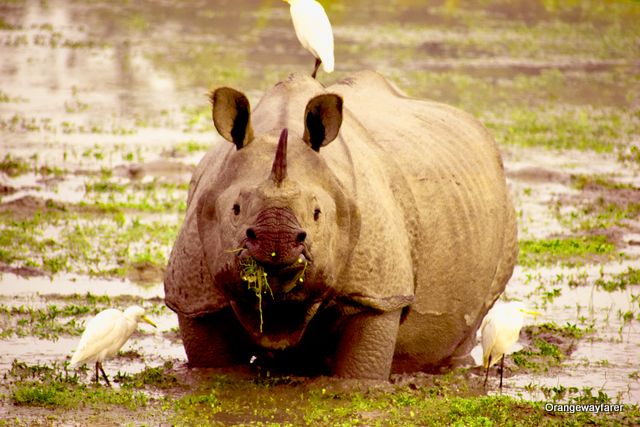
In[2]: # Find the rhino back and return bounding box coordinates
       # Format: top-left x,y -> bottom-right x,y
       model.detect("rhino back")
327,71 -> 517,364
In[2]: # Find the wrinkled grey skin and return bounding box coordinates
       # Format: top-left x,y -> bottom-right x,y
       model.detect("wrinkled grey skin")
164,71 -> 517,379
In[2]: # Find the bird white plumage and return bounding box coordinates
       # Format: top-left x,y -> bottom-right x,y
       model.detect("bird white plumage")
284,0 -> 334,77
70,306 -> 156,386
481,301 -> 540,390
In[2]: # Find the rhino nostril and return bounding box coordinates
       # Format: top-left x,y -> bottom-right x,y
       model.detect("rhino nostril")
246,228 -> 256,240
296,231 -> 307,243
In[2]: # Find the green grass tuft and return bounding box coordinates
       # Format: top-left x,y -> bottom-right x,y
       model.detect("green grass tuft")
240,257 -> 273,333
518,235 -> 617,267
596,267 -> 640,292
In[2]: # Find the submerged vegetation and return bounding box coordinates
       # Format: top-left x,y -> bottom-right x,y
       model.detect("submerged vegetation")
595,267 -> 640,292
557,197 -> 640,232
11,381 -> 149,409
0,294 -> 166,340
487,106 -> 637,153
4,360 -> 639,426
510,322 -> 588,371
0,208 -> 178,281
517,235 -> 619,267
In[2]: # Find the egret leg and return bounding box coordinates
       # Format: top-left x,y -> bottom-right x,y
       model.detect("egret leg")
98,361 -> 111,387
483,355 -> 492,388
311,58 -> 321,79
499,356 -> 504,393
94,361 -> 100,384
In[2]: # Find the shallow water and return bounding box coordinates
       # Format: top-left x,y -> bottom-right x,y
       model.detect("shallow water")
0,332 -> 187,375
503,264 -> 640,402
0,273 -> 164,297
1,0 -> 639,413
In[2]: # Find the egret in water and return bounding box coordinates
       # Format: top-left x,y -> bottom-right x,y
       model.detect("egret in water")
284,0 -> 334,78
69,306 -> 156,386
481,301 -> 540,391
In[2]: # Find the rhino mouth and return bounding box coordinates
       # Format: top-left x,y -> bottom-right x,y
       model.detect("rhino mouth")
224,249 -> 326,349
230,299 -> 322,350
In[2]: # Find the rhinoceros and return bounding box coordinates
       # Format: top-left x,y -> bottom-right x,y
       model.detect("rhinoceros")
164,70 -> 517,379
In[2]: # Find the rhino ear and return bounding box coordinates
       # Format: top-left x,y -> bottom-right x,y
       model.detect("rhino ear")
210,87 -> 254,149
303,94 -> 343,152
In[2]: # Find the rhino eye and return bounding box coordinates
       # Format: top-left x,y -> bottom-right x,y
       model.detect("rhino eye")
232,203 -> 241,216
313,208 -> 321,221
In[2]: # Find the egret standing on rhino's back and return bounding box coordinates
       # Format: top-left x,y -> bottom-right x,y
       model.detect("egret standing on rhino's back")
69,306 -> 156,386
284,0 -> 334,78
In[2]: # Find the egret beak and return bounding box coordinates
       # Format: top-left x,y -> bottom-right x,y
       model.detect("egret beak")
520,309 -> 541,318
142,315 -> 157,328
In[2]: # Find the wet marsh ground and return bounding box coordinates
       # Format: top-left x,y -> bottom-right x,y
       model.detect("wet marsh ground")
1,0 -> 639,425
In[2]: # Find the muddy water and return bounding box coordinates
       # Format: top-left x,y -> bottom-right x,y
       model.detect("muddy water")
502,146 -> 640,402
503,263 -> 640,402
0,273 -> 163,297
1,0 -> 639,411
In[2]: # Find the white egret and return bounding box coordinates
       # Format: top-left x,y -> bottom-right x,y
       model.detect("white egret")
69,305 -> 156,386
284,0 -> 334,79
481,301 -> 540,391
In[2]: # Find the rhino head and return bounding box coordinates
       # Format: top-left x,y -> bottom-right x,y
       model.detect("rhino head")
196,87 -> 359,350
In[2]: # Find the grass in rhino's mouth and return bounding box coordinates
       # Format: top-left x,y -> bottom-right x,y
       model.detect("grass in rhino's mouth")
239,257 -> 273,334
237,255 -> 309,333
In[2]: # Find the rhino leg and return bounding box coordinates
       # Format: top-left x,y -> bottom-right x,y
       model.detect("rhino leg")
332,309 -> 402,379
178,309 -> 252,367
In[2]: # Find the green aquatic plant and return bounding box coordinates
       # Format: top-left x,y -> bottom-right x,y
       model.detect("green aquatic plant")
11,381 -> 149,409
570,174 -> 639,191
619,144 -> 640,164
518,235 -> 617,267
238,255 -> 309,333
0,153 -> 30,177
240,257 -> 273,333
535,322 -> 591,339
556,196 -> 640,232
596,267 -> 640,292
0,209 -> 179,278
114,362 -> 179,389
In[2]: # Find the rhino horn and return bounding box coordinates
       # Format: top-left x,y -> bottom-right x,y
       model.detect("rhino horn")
270,128 -> 288,186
